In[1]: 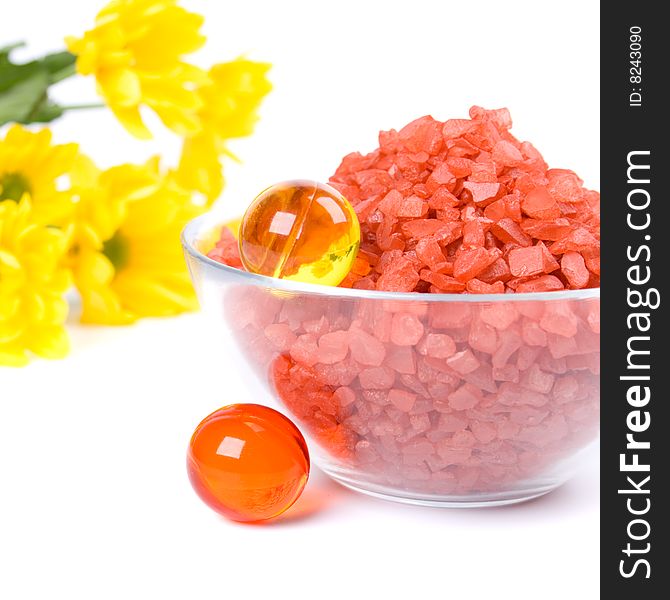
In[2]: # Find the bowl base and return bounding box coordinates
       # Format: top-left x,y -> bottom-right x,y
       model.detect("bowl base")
321,466 -> 563,508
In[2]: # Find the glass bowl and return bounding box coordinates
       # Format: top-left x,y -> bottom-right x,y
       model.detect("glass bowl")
182,213 -> 600,507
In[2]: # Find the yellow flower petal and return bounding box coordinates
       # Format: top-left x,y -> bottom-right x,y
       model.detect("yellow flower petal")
0,194 -> 71,366
67,0 -> 207,137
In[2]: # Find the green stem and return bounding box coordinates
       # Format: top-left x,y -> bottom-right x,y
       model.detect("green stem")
61,102 -> 105,111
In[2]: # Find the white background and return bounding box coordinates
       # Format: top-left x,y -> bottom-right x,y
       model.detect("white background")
1,1 -> 600,598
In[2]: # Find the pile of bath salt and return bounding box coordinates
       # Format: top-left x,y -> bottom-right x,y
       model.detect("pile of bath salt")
328,106 -> 599,293
210,106 -> 599,294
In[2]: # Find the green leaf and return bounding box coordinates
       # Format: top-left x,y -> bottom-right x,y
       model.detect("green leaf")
0,69 -> 49,124
26,99 -> 64,123
40,51 -> 77,83
0,43 -> 77,126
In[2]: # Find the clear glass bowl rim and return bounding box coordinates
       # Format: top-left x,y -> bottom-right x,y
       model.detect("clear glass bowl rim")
182,213 -> 600,304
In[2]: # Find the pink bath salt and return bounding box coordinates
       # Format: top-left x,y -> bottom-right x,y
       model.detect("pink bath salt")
520,363 -> 556,394
477,257 -> 512,284
428,186 -> 460,210
491,218 -> 532,247
430,303 -> 472,329
333,386 -> 356,407
586,301 -> 600,333
515,345 -> 542,371
436,412 -> 468,433
462,219 -> 488,248
492,364 -> 520,382
521,186 -> 561,220
376,257 -> 420,292
398,115 -> 444,154
538,351 -> 568,374
317,330 -> 350,364
547,332 -> 579,359
391,312 -> 425,346
549,227 -> 599,255
546,169 -> 585,203
480,303 -> 518,330
453,247 -> 497,281
446,350 -> 481,375
521,319 -> 548,346
510,406 -> 550,427
463,364 -> 498,393
521,218 -> 573,241
420,270 -> 466,292
409,413 -> 432,433
462,181 -> 504,205
561,251 -> 590,289
354,440 -> 379,463
378,189 -> 404,216
289,333 -> 320,366
552,376 -> 579,404
466,279 -> 505,294
452,429 -> 477,447
566,353 -> 600,375
388,389 -> 417,412
515,275 -> 565,293
400,218 -> 448,240
415,237 -> 446,269
540,303 -> 579,337
582,247 -> 600,275
435,442 -> 472,465
448,383 -> 482,410
471,420 -> 498,444
398,195 -> 429,218
497,418 -> 521,440
303,316 -> 330,336
263,323 -> 297,351
492,328 -> 523,368
491,139 -> 524,167
422,333 -> 457,359
348,327 -> 387,366
386,345 -> 417,374
359,366 -> 396,389
468,318 -> 498,354
508,246 -> 545,277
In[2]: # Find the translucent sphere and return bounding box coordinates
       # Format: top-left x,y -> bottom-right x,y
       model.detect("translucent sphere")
239,180 -> 360,286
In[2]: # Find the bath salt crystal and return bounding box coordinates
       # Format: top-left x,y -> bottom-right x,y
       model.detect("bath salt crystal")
521,187 -> 560,220
421,333 -> 457,359
561,251 -> 590,289
333,386 -> 356,407
386,345 -> 417,374
448,383 -> 482,410
359,366 -> 396,389
446,350 -> 481,375
388,389 -> 417,412
391,312 -> 425,346
317,330 -> 350,364
348,327 -> 387,366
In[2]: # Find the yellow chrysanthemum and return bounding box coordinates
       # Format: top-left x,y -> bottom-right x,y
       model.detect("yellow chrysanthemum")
0,196 -> 71,367
0,125 -> 78,226
66,0 -> 208,139
176,58 -> 272,202
69,155 -> 203,324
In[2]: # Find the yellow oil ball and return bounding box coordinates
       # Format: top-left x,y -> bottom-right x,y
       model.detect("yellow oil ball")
238,180 -> 360,286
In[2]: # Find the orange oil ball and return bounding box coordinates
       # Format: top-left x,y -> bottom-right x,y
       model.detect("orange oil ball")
238,180 -> 360,286
187,404 -> 310,522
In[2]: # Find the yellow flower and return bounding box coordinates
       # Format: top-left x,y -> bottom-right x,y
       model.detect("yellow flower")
0,196 -> 71,367
175,58 -> 272,202
0,125 -> 78,226
69,156 -> 203,324
66,0 -> 208,139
